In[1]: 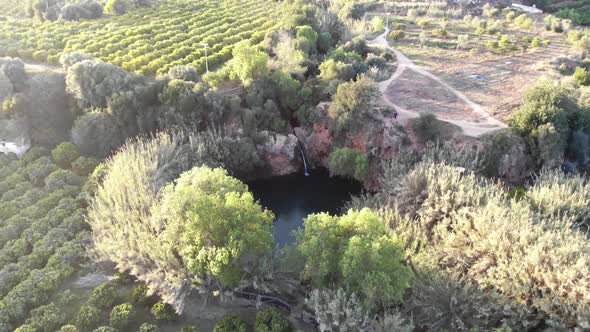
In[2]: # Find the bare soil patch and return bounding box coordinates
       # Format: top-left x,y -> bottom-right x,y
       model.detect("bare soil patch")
385,69 -> 485,121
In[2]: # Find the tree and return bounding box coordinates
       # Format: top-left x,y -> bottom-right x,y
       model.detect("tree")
139,323 -> 160,332
109,303 -> 136,329
328,147 -> 368,181
158,167 -> 275,287
150,302 -> 177,321
328,75 -> 378,133
76,305 -> 101,331
229,40 -> 269,85
255,308 -> 291,332
89,283 -> 118,309
52,142 -> 80,169
168,65 -> 199,82
297,208 -> 412,312
104,0 -> 128,15
213,314 -> 247,332
71,111 -> 124,158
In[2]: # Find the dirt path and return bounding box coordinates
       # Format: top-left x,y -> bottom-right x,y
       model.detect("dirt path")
369,29 -> 508,137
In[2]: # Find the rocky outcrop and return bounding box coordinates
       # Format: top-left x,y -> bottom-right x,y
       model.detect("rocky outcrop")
256,131 -> 302,176
296,103 -> 410,190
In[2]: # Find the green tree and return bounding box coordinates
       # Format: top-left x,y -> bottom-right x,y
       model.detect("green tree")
104,0 -> 127,15
150,301 -> 177,321
328,75 -> 378,133
230,41 -> 269,85
328,147 -> 369,181
51,142 -> 80,169
213,314 -> 247,332
255,308 -> 291,332
109,303 -> 136,329
76,305 -> 101,331
297,208 -> 413,312
158,167 -> 275,288
89,283 -> 118,309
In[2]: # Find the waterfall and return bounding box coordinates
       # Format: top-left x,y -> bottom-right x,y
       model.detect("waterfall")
298,141 -> 309,176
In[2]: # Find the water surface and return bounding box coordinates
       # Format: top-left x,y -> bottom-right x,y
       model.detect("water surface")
248,170 -> 362,245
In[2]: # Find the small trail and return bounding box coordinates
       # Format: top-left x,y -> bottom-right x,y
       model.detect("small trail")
368,28 -> 508,137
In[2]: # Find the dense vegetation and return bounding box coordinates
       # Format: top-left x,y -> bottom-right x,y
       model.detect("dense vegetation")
3,0 -> 590,330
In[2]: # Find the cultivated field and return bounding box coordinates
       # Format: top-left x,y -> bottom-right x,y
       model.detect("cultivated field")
0,0 -> 281,75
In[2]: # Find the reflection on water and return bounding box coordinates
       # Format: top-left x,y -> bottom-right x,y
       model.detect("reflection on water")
248,169 -> 362,246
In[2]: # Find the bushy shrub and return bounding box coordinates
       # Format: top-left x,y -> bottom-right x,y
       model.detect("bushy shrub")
328,147 -> 368,181
150,301 -> 177,321
371,16 -> 385,32
371,160 -> 590,324
255,308 -> 291,332
109,303 -> 136,329
89,283 -> 118,309
306,288 -> 369,331
213,314 -> 247,332
76,305 -> 101,330
52,142 -> 80,169
389,30 -> 406,41
168,65 -> 199,82
412,113 -> 443,143
181,326 -> 199,332
57,325 -> 78,332
574,66 -> 590,85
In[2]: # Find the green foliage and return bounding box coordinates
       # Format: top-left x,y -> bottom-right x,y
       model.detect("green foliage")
306,288 -> 369,331
104,0 -> 128,15
24,303 -> 66,332
213,313 -> 247,332
255,308 -> 291,332
229,40 -> 269,85
130,284 -> 155,306
150,301 -> 177,321
71,156 -> 99,176
328,75 -> 378,134
58,325 -> 78,332
328,147 -> 368,181
158,166 -> 274,287
297,208 -> 413,312
76,305 -> 101,331
574,66 -> 590,85
371,16 -> 385,32
389,30 -> 406,40
87,132 -> 263,310
51,142 -> 81,169
181,326 -> 200,332
89,283 -> 118,309
557,8 -> 590,26
109,303 -> 136,329
368,160 -> 590,324
412,113 -> 443,143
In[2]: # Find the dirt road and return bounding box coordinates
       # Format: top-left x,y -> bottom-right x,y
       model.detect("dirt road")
369,28 -> 508,137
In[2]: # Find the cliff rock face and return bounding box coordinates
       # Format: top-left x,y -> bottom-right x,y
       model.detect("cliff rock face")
297,103 -> 409,189
256,131 -> 302,176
